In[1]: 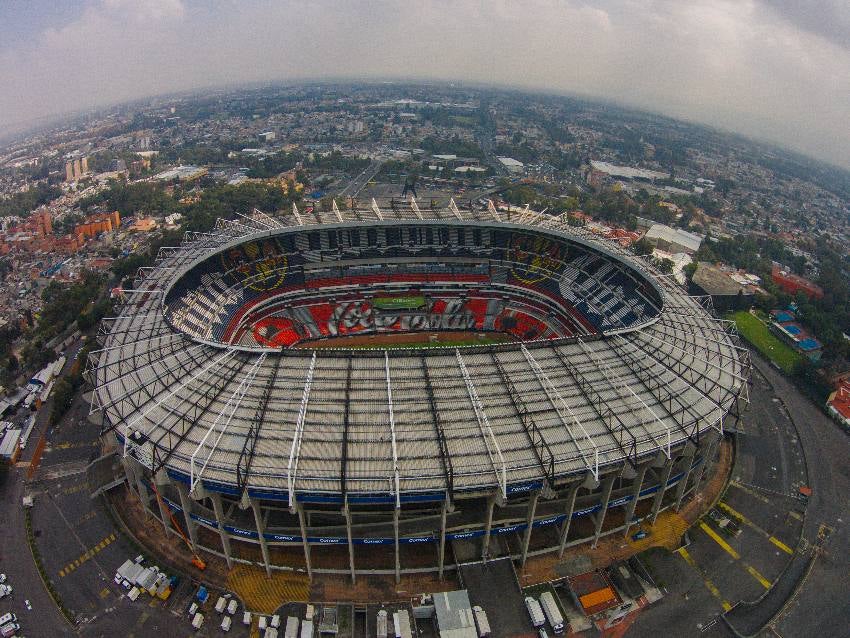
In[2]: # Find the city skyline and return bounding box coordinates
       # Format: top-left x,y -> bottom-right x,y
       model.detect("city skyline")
1,0 -> 849,169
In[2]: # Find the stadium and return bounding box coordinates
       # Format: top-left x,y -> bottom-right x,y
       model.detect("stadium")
87,199 -> 750,581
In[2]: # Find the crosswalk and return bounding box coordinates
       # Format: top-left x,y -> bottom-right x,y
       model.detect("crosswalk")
59,533 -> 116,578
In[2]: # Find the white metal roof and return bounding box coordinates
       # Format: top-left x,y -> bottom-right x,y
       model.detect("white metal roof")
88,203 -> 749,501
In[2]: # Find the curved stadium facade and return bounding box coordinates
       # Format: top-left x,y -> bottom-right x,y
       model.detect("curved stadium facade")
88,200 -> 750,580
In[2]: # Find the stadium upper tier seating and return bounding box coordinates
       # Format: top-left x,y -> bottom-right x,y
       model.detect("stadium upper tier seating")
163,225 -> 662,348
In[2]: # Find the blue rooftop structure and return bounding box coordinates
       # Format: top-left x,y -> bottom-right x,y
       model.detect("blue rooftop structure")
798,338 -> 821,351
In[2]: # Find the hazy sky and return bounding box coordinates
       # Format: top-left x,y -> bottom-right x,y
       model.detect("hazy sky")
1,0 -> 849,169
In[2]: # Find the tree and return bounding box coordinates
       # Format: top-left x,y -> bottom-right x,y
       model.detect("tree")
632,237 -> 652,257
656,258 -> 675,274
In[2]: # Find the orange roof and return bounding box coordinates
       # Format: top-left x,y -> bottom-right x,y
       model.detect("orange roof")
579,587 -> 618,615
827,382 -> 850,420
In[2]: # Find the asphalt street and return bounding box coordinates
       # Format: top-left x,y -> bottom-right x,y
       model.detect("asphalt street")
738,355 -> 850,637
0,343 -> 256,637
630,355 -> 816,637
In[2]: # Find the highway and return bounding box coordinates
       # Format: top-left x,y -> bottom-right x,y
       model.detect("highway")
337,159 -> 383,199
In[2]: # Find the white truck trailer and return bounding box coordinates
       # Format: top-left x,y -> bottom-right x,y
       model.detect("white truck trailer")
472,606 -> 491,637
539,591 -> 565,634
284,616 -> 299,638
525,597 -> 545,628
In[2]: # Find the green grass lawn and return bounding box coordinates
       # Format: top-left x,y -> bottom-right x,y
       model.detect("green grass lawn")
729,311 -> 802,373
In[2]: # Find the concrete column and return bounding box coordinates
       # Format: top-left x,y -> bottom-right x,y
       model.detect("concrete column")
154,486 -> 172,535
250,499 -> 272,577
674,459 -> 697,511
687,432 -> 720,498
520,491 -> 540,566
296,503 -> 312,581
592,474 -> 616,548
122,460 -> 138,498
136,475 -> 153,511
622,465 -> 649,538
650,459 -> 675,524
482,494 -> 497,560
696,434 -> 721,491
438,501 -> 448,580
558,483 -> 580,557
210,493 -> 233,568
176,482 -> 199,551
393,508 -> 400,584
343,503 -> 356,584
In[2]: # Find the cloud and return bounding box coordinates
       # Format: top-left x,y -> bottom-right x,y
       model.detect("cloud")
0,0 -> 848,169
762,0 -> 850,51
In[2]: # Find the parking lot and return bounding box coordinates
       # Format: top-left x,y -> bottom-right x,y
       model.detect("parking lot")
630,363 -> 808,636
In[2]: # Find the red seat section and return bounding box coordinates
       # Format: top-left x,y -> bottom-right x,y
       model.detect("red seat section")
252,317 -> 303,347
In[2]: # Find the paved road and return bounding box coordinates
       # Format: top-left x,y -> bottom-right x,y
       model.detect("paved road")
0,473 -> 71,636
630,359 -> 810,637
337,159 -> 383,199
727,354 -> 850,636
1,362 -> 255,637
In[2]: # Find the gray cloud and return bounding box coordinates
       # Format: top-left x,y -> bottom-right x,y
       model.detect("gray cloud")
1,0 -> 849,169
762,0 -> 850,50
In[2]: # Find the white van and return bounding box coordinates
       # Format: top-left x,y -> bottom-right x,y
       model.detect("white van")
221,615 -> 232,632
191,612 -> 204,630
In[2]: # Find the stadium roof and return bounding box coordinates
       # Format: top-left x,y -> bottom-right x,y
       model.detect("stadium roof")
87,200 -> 749,504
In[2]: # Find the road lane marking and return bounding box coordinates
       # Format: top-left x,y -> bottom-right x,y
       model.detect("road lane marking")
729,481 -> 771,504
699,521 -> 740,559
769,536 -> 794,554
676,547 -> 732,611
59,533 -> 116,577
745,564 -> 772,589
717,502 -> 794,555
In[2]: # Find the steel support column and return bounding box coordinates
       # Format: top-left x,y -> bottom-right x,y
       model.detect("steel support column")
558,483 -> 580,557
592,474 -> 616,548
296,503 -> 312,581
438,501 -> 448,580
650,459 -> 675,524
343,503 -> 356,583
176,481 -> 199,551
520,491 -> 540,566
210,493 -> 233,568
482,494 -> 497,560
250,498 -> 272,577
623,465 -> 649,538
393,508 -> 400,584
